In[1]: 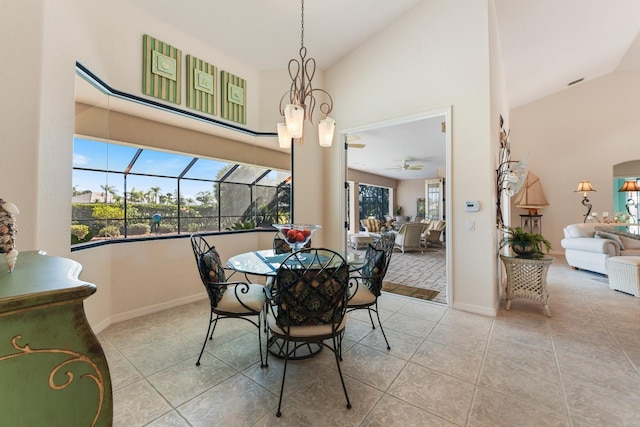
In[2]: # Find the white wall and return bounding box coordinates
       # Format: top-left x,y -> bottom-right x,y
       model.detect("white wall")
1,0 -> 278,330
509,70 -> 640,252
397,179 -> 426,220
1,0 -> 511,325
326,0 -> 498,315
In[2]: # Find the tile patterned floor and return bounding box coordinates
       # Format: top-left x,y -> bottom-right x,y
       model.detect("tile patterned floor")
350,244 -> 447,304
99,255 -> 640,426
383,246 -> 447,304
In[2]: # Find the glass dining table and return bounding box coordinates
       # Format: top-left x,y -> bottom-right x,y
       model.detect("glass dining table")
226,249 -> 365,359
226,249 -> 365,278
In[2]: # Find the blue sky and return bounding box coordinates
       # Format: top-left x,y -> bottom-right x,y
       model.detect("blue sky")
72,138 -> 288,202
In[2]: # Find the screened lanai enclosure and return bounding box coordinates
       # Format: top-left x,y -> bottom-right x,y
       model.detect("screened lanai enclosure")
72,138 -> 291,243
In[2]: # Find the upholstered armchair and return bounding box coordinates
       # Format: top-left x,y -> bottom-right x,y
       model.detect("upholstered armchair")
360,218 -> 382,233
360,217 -> 384,239
421,220 -> 446,247
393,222 -> 426,253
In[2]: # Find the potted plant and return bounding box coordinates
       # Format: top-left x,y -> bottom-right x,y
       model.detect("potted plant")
395,206 -> 403,222
500,226 -> 551,259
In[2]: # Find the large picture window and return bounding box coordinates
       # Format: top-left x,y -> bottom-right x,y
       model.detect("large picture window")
358,184 -> 389,224
72,138 -> 291,244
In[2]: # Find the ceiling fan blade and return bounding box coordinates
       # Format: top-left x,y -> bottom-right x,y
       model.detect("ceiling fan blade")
347,143 -> 366,148
408,165 -> 423,170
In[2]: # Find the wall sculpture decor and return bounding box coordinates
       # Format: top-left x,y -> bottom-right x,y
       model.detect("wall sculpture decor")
186,55 -> 217,115
142,34 -> 182,104
220,70 -> 246,124
0,198 -> 19,272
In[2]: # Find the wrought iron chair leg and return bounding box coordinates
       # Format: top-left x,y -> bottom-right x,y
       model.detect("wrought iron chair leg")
258,313 -> 266,368
333,334 -> 352,409
276,338 -> 290,417
208,314 -> 220,339
374,302 -> 391,350
196,311 -> 216,366
367,307 -> 376,329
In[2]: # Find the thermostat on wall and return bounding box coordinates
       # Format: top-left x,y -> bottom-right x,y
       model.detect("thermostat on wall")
465,200 -> 480,212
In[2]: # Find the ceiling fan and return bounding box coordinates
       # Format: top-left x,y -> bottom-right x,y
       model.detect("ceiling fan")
387,160 -> 423,171
346,134 -> 366,149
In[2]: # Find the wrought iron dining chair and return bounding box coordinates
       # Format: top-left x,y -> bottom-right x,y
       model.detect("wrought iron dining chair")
190,234 -> 266,368
264,248 -> 351,417
347,232 -> 395,350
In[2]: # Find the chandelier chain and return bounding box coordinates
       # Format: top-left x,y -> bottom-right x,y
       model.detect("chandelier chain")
276,0 -> 335,147
300,0 -> 305,50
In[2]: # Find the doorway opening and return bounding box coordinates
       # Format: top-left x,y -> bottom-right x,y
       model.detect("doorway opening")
343,108 -> 452,305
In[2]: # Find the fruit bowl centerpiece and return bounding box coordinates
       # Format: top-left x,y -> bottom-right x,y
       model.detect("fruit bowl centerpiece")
272,224 -> 321,253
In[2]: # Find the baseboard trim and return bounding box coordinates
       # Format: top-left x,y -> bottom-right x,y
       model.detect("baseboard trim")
451,301 -> 497,317
91,292 -> 208,334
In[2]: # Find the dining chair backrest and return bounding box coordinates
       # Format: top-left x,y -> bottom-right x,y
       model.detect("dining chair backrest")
374,232 -> 395,275
274,248 -> 349,329
360,244 -> 387,296
190,234 -> 227,305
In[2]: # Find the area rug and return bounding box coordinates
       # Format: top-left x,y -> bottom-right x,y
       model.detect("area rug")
382,282 -> 439,301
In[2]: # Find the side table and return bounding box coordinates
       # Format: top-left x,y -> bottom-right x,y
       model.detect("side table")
500,255 -> 554,317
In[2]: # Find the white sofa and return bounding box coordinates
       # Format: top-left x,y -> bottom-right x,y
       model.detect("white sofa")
560,223 -> 640,275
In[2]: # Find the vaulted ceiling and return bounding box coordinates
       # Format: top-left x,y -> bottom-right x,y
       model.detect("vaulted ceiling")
120,0 -> 639,179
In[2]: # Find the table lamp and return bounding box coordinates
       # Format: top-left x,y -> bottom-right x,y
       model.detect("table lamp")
618,180 -> 640,223
575,181 -> 595,223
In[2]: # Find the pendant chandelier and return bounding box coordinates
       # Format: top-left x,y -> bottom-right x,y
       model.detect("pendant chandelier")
277,0 -> 335,148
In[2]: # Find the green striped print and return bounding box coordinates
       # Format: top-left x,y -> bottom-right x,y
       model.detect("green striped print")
186,55 -> 217,115
142,34 -> 181,104
220,71 -> 247,124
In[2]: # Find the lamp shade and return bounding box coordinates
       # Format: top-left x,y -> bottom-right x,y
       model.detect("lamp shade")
318,117 -> 335,147
277,123 -> 292,148
284,104 -> 304,138
618,180 -> 640,192
575,180 -> 595,195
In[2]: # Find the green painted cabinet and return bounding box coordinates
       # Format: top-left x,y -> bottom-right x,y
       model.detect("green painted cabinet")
0,251 -> 112,426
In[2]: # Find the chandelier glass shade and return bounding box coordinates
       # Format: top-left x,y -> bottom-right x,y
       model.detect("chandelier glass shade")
277,123 -> 292,148
277,0 -> 335,147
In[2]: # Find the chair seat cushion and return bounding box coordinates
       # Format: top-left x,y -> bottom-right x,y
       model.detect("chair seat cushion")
267,311 -> 347,338
216,283 -> 265,313
348,285 -> 376,306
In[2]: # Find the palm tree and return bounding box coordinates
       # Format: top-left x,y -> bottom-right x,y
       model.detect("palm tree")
100,184 -> 118,203
195,191 -> 214,206
128,187 -> 144,203
164,192 -> 174,205
149,186 -> 161,204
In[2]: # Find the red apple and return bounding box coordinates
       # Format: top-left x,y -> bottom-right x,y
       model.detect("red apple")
287,229 -> 298,242
296,232 -> 305,242
302,229 -> 311,237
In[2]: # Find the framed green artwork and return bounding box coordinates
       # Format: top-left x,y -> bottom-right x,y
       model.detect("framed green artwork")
186,55 -> 217,115
142,35 -> 181,104
220,71 -> 246,124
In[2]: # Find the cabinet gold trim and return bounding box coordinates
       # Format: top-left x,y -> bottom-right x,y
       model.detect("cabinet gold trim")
0,335 -> 105,427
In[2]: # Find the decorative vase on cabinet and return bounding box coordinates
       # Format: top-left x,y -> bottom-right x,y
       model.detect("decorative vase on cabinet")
0,251 -> 112,426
